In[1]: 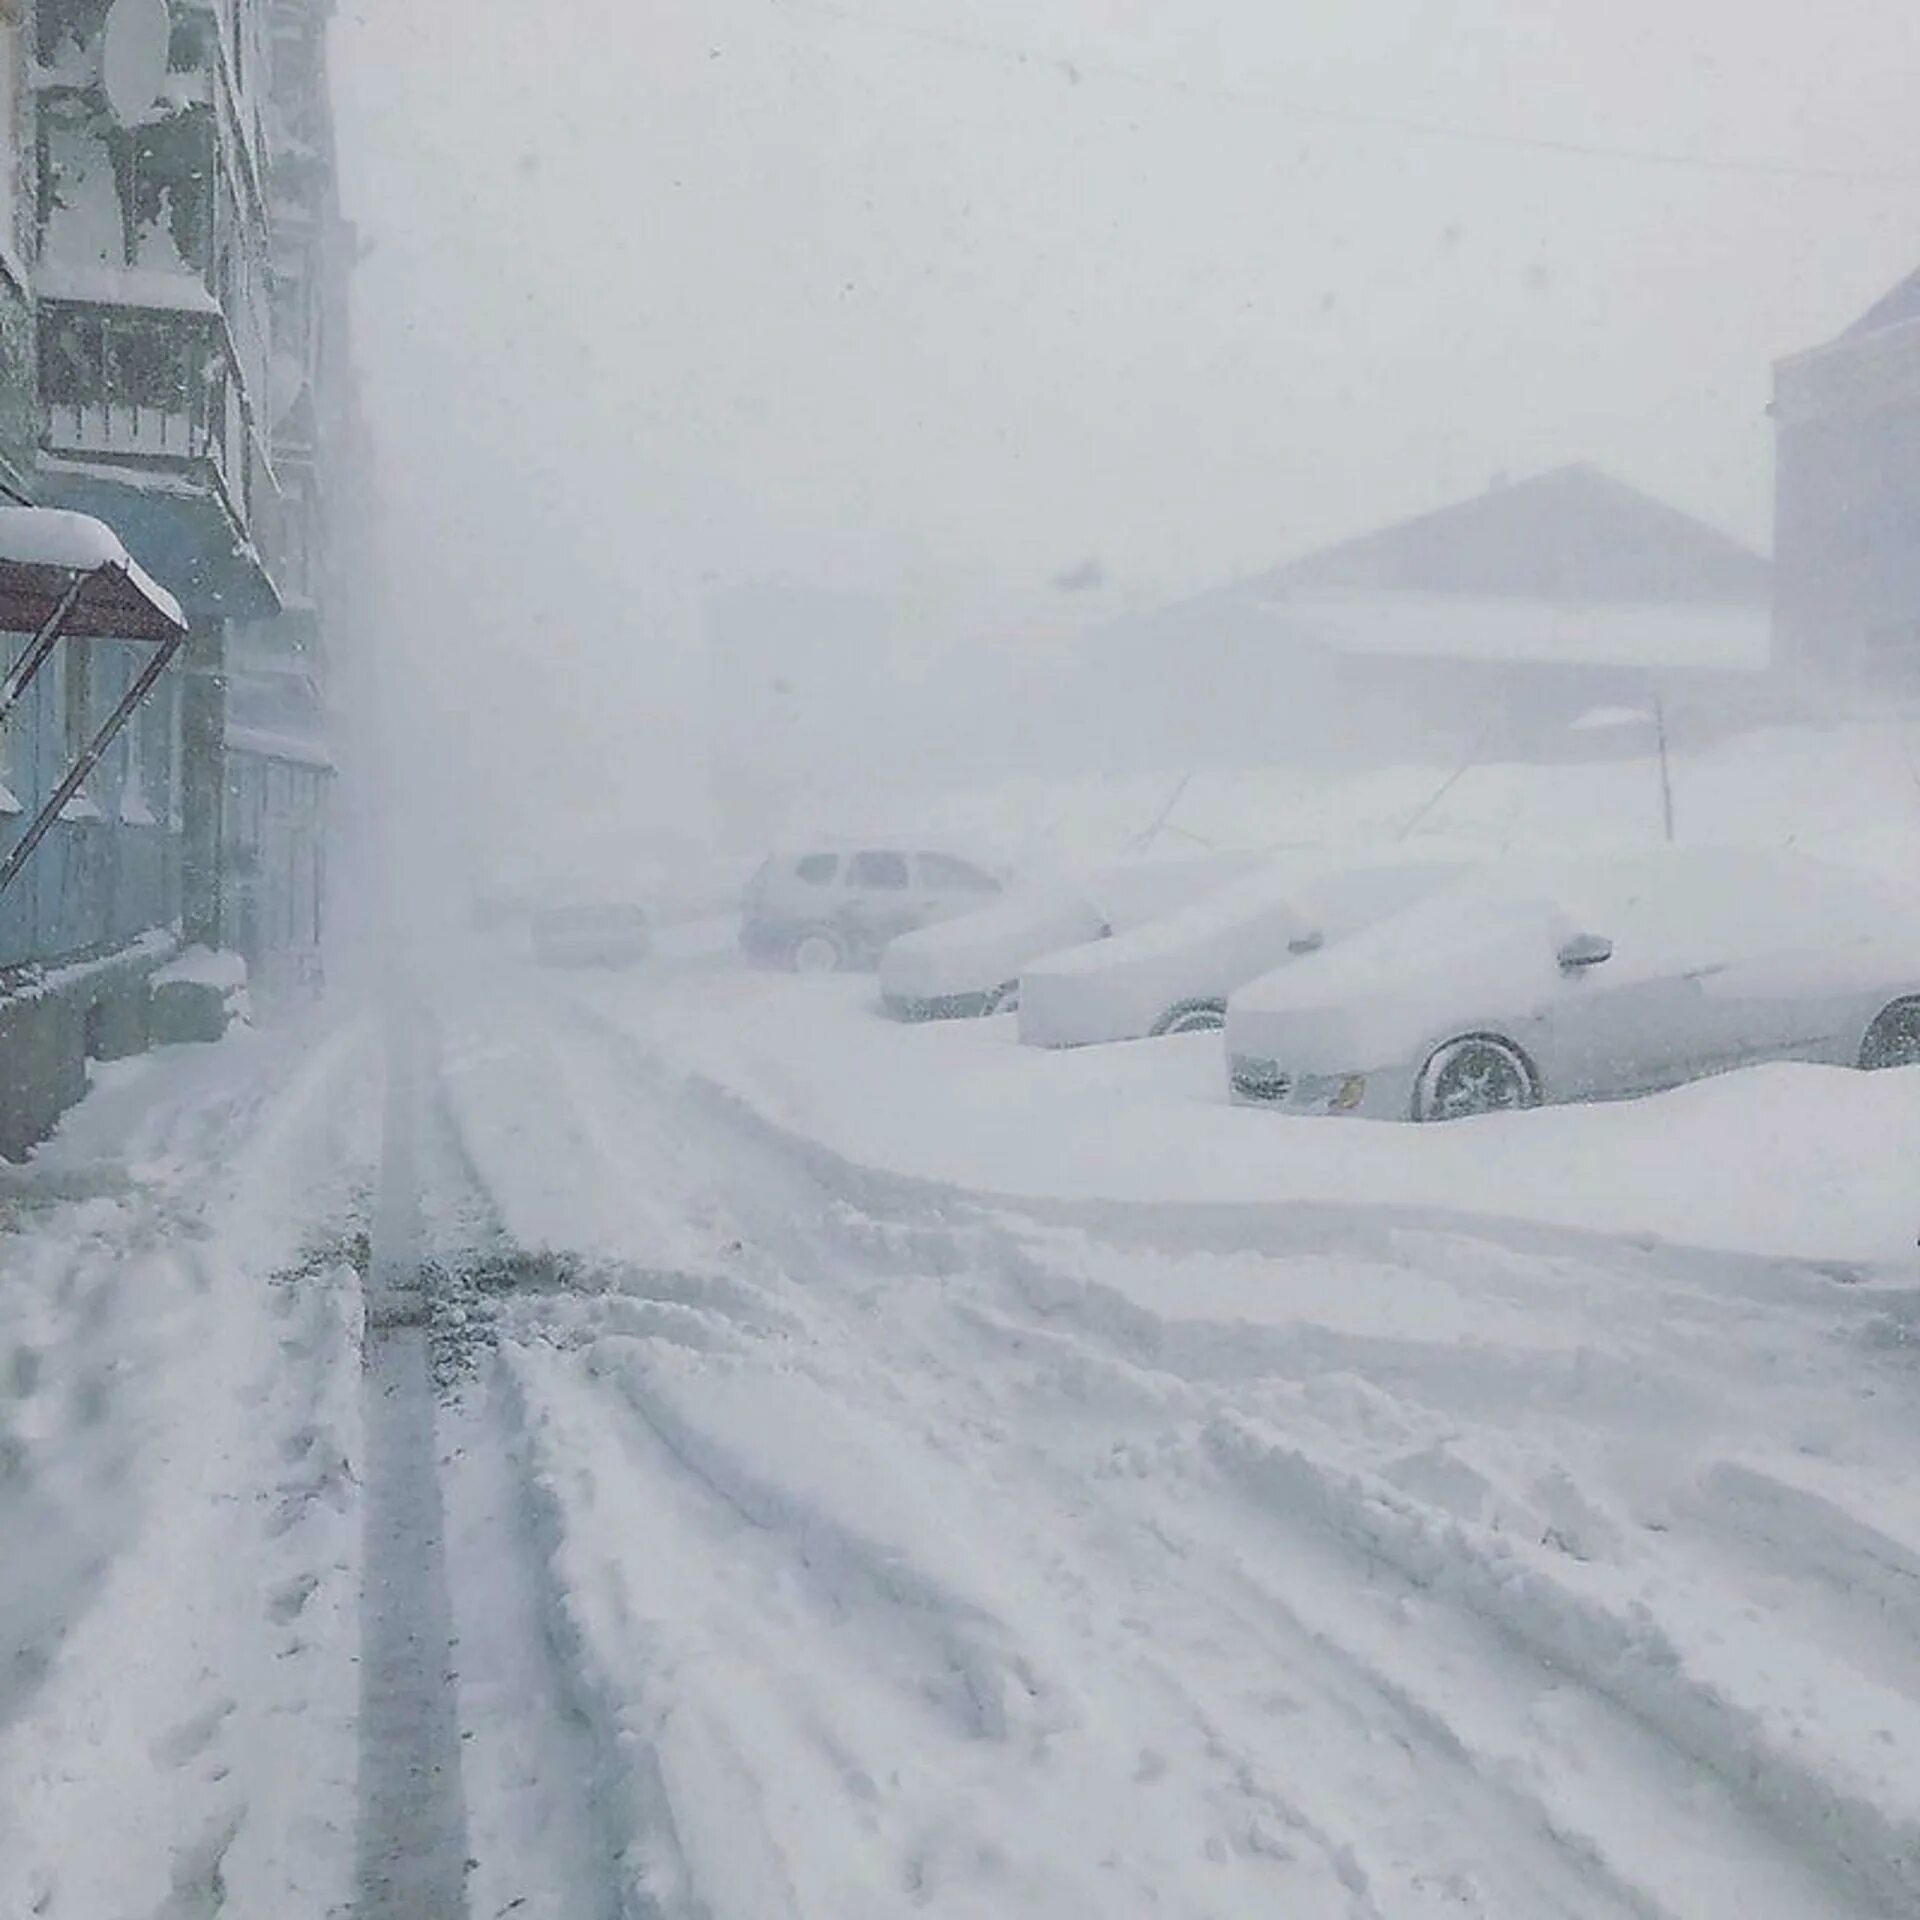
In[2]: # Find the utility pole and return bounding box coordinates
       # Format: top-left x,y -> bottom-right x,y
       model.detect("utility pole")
1654,693 -> 1676,844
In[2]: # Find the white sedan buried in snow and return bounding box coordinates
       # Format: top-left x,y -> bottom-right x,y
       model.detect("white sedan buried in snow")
1016,858 -> 1462,1048
879,886 -> 1108,1019
1224,847 -> 1920,1121
878,852 -> 1265,1021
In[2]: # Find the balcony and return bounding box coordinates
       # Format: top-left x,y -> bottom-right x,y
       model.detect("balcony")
36,296 -> 282,621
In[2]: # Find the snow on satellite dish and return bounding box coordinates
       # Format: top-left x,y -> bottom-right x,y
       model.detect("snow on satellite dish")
100,0 -> 172,126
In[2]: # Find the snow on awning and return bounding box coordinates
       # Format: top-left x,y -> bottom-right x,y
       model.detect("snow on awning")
1258,588 -> 1770,673
0,506 -> 187,641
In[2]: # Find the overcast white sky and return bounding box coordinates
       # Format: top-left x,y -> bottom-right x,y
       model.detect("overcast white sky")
330,0 -> 1919,838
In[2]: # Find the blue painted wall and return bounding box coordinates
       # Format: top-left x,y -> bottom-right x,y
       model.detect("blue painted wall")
0,637 -> 182,972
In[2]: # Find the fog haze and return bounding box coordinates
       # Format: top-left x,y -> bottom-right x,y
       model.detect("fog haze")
330,0 -> 1920,861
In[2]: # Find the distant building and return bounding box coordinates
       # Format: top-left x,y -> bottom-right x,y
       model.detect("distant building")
1773,267 -> 1920,687
1064,465 -> 1776,774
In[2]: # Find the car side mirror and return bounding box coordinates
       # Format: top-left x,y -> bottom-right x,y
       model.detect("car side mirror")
1558,932 -> 1613,971
1288,929 -> 1326,956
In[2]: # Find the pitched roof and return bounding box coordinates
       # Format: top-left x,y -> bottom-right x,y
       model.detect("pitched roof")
1244,465 -> 1770,608
1843,264 -> 1920,340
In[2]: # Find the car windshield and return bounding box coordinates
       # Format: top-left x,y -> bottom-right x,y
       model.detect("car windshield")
7,6 -> 1919,1916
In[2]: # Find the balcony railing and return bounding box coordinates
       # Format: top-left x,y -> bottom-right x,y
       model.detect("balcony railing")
41,300 -> 249,506
37,298 -> 283,616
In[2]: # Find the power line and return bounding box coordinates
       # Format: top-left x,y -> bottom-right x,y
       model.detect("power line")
768,0 -> 1920,190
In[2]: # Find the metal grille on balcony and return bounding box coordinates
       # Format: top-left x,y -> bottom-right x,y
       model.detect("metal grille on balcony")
40,305 -> 227,466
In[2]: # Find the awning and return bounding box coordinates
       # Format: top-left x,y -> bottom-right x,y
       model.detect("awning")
0,506 -> 188,642
0,508 -> 192,905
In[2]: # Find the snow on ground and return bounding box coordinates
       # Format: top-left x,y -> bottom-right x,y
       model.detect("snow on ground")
415,947 -> 1920,1916
903,722 -> 1920,878
0,1019 -> 375,1919
573,965 -> 1920,1267
8,716 -> 1920,1918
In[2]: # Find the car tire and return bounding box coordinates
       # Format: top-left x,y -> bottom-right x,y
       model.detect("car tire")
982,980 -> 1019,1016
1859,997 -> 1920,1069
789,928 -> 847,975
1151,998 -> 1228,1037
1413,1034 -> 1539,1121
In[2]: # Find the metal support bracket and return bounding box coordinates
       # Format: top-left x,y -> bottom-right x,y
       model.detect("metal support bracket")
0,627 -> 188,903
0,570 -> 88,734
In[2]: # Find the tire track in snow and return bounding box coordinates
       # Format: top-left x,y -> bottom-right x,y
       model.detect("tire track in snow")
353,1005 -> 470,1920
1202,1415 -> 1920,1919
410,1020 -> 673,1920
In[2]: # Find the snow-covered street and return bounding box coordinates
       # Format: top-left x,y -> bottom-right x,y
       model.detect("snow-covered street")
425,956 -> 1920,1918
12,941 -> 1914,1916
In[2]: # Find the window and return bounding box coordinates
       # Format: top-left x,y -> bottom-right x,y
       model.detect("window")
55,647 -> 101,822
794,852 -> 838,885
918,852 -> 998,893
121,684 -> 156,827
64,645 -> 92,759
847,850 -> 910,890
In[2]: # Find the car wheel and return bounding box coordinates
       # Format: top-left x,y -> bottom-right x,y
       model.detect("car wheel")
982,980 -> 1019,1016
1860,997 -> 1920,1069
789,929 -> 846,975
1414,1034 -> 1539,1121
1152,998 -> 1227,1037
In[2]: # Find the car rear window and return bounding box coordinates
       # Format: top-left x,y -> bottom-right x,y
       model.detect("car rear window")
848,850 -> 910,890
795,854 -> 838,884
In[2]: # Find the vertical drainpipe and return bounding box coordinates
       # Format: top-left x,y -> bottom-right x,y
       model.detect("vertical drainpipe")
179,617 -> 228,947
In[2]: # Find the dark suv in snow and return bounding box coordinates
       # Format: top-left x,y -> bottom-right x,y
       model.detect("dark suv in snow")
741,844 -> 1002,973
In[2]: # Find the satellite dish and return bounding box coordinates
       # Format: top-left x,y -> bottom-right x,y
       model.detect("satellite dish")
100,0 -> 171,126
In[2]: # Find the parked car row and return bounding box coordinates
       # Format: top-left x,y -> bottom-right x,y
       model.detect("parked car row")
762,839 -> 1920,1123
500,834 -> 1920,1120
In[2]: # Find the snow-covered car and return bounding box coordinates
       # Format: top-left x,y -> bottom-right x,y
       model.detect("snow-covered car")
1223,847 -> 1920,1121
1017,858 -> 1463,1048
878,852 -> 1267,1020
530,901 -> 653,968
741,844 -> 1003,973
880,887 -> 1108,1019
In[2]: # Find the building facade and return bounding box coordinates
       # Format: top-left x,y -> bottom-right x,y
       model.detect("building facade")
1773,268 -> 1920,690
1031,465 -> 1779,780
0,0 -> 346,1155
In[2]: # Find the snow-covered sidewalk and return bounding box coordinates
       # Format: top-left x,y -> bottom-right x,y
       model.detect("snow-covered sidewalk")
0,1021 -> 374,1918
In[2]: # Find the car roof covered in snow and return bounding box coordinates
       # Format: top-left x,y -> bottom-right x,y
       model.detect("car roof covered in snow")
1231,845 -> 1917,1019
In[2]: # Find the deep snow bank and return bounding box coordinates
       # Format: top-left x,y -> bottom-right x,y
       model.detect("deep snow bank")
598,970 -> 1920,1266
